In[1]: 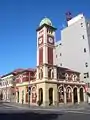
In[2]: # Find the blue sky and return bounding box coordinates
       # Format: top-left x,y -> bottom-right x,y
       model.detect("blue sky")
0,0 -> 90,75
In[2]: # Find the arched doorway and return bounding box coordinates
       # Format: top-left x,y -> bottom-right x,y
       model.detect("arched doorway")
66,87 -> 72,103
73,87 -> 78,103
39,88 -> 43,105
58,86 -> 64,103
80,88 -> 84,102
32,87 -> 37,103
17,91 -> 19,102
49,88 -> 53,105
0,92 -> 3,100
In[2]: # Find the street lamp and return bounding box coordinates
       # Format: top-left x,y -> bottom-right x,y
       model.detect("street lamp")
28,72 -> 31,107
6,80 -> 8,102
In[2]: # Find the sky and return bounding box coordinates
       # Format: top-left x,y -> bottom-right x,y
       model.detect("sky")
0,0 -> 90,75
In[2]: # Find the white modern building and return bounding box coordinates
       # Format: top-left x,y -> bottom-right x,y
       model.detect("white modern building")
55,13 -> 90,88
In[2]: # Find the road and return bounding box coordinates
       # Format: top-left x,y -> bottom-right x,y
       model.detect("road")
0,103 -> 90,120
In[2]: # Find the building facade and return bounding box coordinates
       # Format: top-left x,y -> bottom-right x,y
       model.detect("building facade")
55,13 -> 90,86
15,69 -> 36,105
0,17 -> 87,106
0,73 -> 16,102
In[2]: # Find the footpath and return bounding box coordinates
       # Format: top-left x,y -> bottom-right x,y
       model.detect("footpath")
2,102 -> 89,111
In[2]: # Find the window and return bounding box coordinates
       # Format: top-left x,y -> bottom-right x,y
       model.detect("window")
60,63 -> 62,66
39,69 -> 43,79
59,43 -> 62,45
48,69 -> 51,78
82,35 -> 85,39
84,72 -> 89,78
60,53 -> 62,56
81,23 -> 83,27
85,62 -> 88,67
87,23 -> 90,27
84,48 -> 86,52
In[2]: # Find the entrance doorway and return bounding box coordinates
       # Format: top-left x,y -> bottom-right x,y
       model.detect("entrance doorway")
17,91 -> 19,102
49,88 -> 53,105
73,88 -> 78,103
39,88 -> 43,105
80,88 -> 84,102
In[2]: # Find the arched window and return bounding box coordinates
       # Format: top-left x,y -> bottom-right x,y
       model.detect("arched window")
51,69 -> 54,79
48,68 -> 54,79
38,69 -> 43,80
39,72 -> 41,79
65,73 -> 68,80
74,74 -> 77,81
41,69 -> 43,79
66,88 -> 71,99
66,87 -> 72,103
71,74 -> 74,81
48,69 -> 51,79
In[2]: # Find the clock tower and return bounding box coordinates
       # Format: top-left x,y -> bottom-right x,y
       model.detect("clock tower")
36,17 -> 58,106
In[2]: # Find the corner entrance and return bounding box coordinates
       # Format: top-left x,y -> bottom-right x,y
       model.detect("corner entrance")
17,91 -> 19,102
49,88 -> 53,105
73,88 -> 78,103
39,88 -> 43,105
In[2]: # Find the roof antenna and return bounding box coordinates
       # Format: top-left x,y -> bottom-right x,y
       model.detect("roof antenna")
65,11 -> 72,26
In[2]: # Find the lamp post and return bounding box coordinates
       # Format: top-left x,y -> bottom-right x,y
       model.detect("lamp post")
12,76 -> 16,103
6,80 -> 7,102
28,72 -> 31,107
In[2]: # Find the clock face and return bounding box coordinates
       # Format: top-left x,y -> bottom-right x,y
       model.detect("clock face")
38,37 -> 43,44
48,37 -> 53,44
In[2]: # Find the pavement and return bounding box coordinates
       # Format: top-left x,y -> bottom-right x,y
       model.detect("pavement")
0,102 -> 90,120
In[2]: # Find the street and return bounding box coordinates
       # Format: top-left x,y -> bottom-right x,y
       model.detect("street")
0,103 -> 90,120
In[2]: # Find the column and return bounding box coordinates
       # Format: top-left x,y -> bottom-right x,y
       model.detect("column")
54,67 -> 57,80
43,65 -> 48,79
83,91 -> 86,102
77,88 -> 80,104
64,88 -> 66,104
36,68 -> 39,80
72,91 -> 74,104
36,86 -> 39,103
16,92 -> 17,103
43,84 -> 49,106
53,87 -> 58,106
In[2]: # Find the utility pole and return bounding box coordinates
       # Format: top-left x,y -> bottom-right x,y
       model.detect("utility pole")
28,71 -> 31,107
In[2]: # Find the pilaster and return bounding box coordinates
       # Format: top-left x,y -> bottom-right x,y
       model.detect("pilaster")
54,67 -> 57,80
64,88 -> 66,104
53,87 -> 58,106
77,88 -> 80,104
43,65 -> 48,79
72,92 -> 74,104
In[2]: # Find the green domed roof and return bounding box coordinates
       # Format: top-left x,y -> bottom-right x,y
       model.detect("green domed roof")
39,17 -> 52,26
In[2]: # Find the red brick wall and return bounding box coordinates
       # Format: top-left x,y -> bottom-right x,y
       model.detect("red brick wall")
48,47 -> 53,64
39,48 -> 43,65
